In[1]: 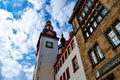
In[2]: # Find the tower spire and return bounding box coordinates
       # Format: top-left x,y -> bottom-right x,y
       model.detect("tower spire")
60,31 -> 65,47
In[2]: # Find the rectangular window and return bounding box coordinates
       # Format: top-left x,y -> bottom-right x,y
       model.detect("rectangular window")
65,52 -> 67,59
88,43 -> 104,66
87,1 -> 92,7
104,74 -> 116,80
46,41 -> 53,48
82,11 -> 86,17
113,20 -> 120,35
66,67 -> 70,79
63,72 -> 66,80
72,56 -> 79,72
84,6 -> 89,13
62,56 -> 65,63
71,40 -> 75,49
60,75 -> 62,80
106,29 -> 120,48
68,46 -> 71,55
60,60 -> 62,67
82,3 -> 108,41
94,45 -> 104,60
89,50 -> 98,65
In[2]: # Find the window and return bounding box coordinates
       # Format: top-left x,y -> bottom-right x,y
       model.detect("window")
68,46 -> 71,55
60,60 -> 62,67
113,20 -> 120,35
63,72 -> 66,80
87,1 -> 92,7
66,68 -> 70,80
88,43 -> 104,66
62,56 -> 65,63
71,40 -> 75,49
82,3 -> 108,41
60,75 -> 62,80
78,0 -> 96,24
65,52 -> 68,59
46,41 -> 53,48
84,6 -> 89,13
72,56 -> 79,72
106,29 -> 120,48
104,74 -> 116,80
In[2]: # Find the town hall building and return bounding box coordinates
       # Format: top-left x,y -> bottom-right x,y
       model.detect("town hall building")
33,20 -> 86,80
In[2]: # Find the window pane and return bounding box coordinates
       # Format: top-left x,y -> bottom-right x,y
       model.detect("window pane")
93,21 -> 98,28
91,0 -> 94,2
95,45 -> 104,60
115,22 -> 120,34
90,51 -> 98,64
97,15 -> 103,22
90,17 -> 94,22
101,8 -> 108,16
84,6 -> 89,13
93,11 -> 98,17
108,31 -> 120,46
86,32 -> 90,37
71,40 -> 75,49
82,11 -> 85,17
90,27 -> 93,33
97,4 -> 103,11
79,16 -> 83,22
87,1 -> 92,7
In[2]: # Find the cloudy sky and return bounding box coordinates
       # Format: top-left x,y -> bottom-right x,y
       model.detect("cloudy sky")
0,0 -> 77,80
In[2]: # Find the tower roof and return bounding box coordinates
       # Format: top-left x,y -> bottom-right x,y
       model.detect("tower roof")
41,20 -> 57,37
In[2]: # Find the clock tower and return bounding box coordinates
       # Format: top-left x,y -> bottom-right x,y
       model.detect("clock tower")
33,20 -> 59,80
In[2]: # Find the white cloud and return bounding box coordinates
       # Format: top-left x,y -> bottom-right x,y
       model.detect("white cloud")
0,0 -> 77,80
1,58 -> 27,80
28,0 -> 46,10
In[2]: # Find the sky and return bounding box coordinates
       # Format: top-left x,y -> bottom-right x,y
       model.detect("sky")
0,0 -> 77,80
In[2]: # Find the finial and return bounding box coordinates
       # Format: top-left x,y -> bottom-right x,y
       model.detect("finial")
60,31 -> 65,46
46,20 -> 51,24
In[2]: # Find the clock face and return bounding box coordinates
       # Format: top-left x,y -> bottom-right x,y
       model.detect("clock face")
46,41 -> 53,48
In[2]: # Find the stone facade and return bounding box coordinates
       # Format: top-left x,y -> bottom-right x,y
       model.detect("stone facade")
69,0 -> 120,80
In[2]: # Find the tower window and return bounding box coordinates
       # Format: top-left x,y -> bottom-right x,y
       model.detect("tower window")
72,55 -> 79,72
46,41 -> 53,48
88,43 -> 104,67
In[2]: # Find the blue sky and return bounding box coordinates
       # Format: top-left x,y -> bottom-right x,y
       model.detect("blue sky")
0,0 -> 77,80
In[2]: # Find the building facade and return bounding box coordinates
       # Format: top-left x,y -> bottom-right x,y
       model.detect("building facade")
69,0 -> 120,80
33,20 -> 59,80
54,32 -> 86,80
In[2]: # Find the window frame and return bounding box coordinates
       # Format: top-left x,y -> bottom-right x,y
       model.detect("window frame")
88,43 -> 104,67
113,19 -> 120,35
66,67 -> 70,80
71,40 -> 75,49
72,55 -> 79,72
81,3 -> 108,41
106,28 -> 120,49
46,41 -> 53,48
